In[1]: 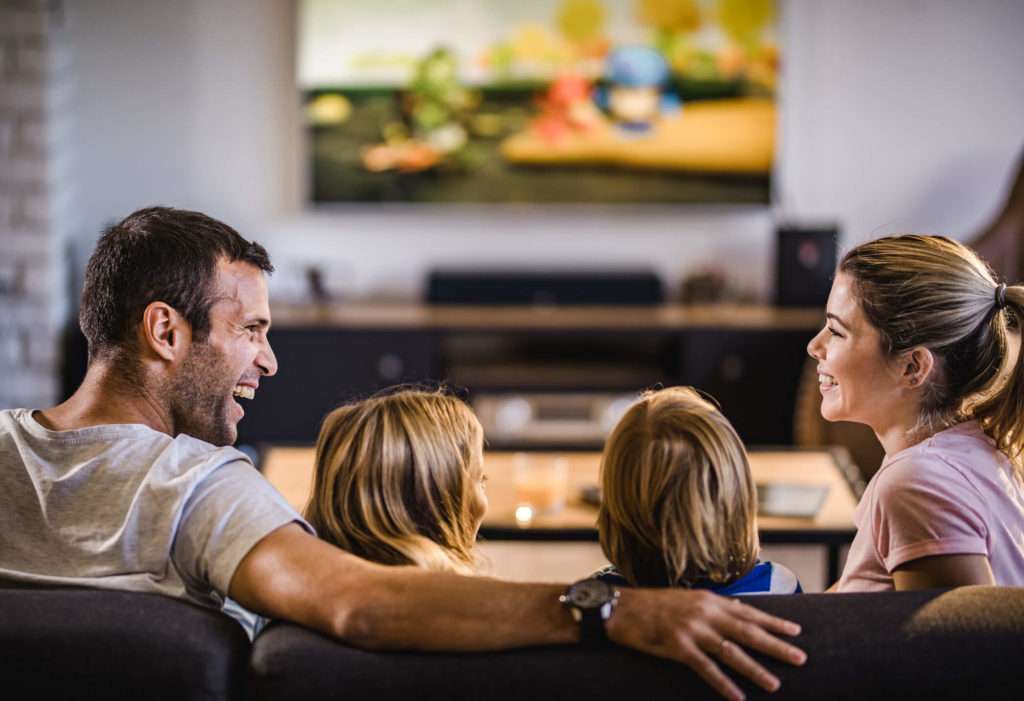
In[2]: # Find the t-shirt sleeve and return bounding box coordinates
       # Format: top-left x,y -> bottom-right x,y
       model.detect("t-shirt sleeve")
171,456 -> 314,599
870,454 -> 990,572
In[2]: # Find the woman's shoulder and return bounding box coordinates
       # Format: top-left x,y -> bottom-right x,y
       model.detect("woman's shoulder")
869,422 -> 1000,509
881,422 -> 996,480
929,420 -> 995,450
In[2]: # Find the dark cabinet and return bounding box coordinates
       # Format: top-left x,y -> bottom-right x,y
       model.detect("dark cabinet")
681,329 -> 815,445
438,330 -> 677,393
237,329 -> 436,445
235,304 -> 820,448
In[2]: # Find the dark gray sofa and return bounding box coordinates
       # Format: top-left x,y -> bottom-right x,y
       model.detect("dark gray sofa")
0,586 -> 250,700
3,585 -> 1023,700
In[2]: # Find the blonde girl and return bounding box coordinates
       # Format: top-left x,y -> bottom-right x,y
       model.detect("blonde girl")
808,234 -> 1024,591
595,386 -> 800,595
304,389 -> 487,575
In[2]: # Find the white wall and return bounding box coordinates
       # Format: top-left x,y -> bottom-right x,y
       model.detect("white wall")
64,0 -> 1024,302
67,0 -> 300,248
777,0 -> 1024,250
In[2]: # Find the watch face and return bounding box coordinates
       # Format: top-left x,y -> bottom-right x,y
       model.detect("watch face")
569,579 -> 613,608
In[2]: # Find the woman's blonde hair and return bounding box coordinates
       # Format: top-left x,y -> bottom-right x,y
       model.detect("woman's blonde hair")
304,388 -> 484,575
840,235 -> 1024,473
597,386 -> 759,588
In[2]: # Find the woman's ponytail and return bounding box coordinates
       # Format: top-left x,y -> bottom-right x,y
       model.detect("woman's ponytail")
975,284 -> 1024,478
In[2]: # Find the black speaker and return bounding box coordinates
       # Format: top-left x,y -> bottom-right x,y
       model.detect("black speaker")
774,227 -> 838,307
427,270 -> 664,305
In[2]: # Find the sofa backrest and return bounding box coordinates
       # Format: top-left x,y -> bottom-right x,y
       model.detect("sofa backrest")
0,586 -> 250,701
4,584 -> 1023,700
751,586 -> 1024,698
249,586 -> 1024,700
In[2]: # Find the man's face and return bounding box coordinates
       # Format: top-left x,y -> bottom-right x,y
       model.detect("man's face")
167,259 -> 277,446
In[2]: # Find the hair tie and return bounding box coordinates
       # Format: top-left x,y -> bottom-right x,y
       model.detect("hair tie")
995,283 -> 1008,310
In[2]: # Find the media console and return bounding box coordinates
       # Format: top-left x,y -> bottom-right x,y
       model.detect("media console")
237,303 -> 823,450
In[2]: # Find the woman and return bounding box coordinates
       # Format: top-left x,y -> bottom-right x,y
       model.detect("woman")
808,234 -> 1024,591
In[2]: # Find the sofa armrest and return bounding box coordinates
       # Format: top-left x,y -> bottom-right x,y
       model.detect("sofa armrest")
0,586 -> 250,700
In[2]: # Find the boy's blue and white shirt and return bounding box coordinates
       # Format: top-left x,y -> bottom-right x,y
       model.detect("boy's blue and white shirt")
595,561 -> 802,595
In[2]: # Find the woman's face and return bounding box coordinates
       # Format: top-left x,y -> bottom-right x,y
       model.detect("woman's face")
466,440 -> 488,538
807,272 -> 906,431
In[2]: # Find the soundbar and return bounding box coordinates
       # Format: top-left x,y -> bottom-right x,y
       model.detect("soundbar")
427,270 -> 664,306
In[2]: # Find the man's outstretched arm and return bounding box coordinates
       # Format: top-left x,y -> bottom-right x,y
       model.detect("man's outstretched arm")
229,524 -> 806,700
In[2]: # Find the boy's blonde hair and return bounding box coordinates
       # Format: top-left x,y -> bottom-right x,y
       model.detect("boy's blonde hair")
304,388 -> 484,575
597,386 -> 758,587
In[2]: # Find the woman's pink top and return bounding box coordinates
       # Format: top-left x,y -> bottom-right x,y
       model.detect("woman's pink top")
838,420 -> 1024,591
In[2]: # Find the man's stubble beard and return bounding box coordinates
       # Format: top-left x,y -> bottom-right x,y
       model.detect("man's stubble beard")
166,339 -> 237,446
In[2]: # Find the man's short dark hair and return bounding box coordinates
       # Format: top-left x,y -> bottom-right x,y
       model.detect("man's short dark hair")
79,206 -> 274,363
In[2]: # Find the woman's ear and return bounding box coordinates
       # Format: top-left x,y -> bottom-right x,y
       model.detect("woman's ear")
902,346 -> 936,388
141,302 -> 190,362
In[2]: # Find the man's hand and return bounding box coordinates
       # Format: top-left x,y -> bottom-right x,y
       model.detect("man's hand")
607,588 -> 806,701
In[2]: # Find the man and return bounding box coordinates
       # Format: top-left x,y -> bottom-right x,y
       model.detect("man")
0,207 -> 805,700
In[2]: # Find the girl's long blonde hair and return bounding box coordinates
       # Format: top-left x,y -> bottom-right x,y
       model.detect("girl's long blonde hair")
304,388 -> 484,575
597,386 -> 759,588
840,235 -> 1024,475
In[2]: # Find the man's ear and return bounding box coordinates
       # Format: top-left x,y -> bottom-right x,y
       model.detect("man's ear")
901,346 -> 936,388
141,302 -> 191,362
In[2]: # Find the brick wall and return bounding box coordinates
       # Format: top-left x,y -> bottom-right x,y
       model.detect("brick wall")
0,0 -> 72,410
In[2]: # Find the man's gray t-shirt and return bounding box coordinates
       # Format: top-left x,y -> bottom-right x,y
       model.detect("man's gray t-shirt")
0,408 -> 308,610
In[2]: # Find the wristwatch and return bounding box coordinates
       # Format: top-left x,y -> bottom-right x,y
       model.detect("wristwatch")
559,578 -> 620,644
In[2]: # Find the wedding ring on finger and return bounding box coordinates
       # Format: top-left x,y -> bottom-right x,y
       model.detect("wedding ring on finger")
714,638 -> 731,657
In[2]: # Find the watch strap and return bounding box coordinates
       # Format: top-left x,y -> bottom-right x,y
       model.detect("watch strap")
561,579 -> 619,645
578,605 -> 608,644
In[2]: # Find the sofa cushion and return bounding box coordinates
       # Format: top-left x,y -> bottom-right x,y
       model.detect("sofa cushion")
250,586 -> 1024,700
0,586 -> 250,700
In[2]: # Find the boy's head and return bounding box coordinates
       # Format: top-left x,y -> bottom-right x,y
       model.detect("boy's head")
597,386 -> 758,587
305,388 -> 486,574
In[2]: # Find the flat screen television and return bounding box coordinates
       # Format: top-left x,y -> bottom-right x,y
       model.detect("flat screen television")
298,0 -> 779,204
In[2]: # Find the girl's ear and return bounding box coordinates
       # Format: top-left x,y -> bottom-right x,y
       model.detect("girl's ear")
902,346 -> 936,388
141,302 -> 191,362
